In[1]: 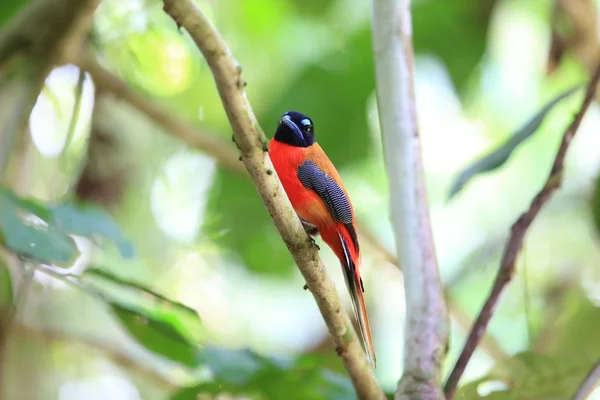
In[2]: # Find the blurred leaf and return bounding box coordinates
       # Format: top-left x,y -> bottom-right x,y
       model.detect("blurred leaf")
206,28 -> 375,275
0,257 -> 12,310
260,27 -> 375,167
83,267 -> 204,345
457,293 -> 600,398
112,304 -> 199,367
548,291 -> 600,357
172,349 -> 355,400
412,0 -> 496,91
288,0 -> 335,16
0,187 -> 78,264
448,85 -> 582,198
592,171 -> 600,237
84,268 -> 197,316
0,0 -> 29,29
50,203 -> 134,258
456,350 -> 596,399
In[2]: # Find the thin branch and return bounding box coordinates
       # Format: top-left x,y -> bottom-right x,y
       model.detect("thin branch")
572,360 -> 600,400
63,68 -> 86,153
364,229 -> 506,361
371,0 -> 448,399
72,54 -> 242,173
79,52 -> 507,374
0,0 -> 101,66
0,0 -> 102,181
161,1 -> 384,399
0,67 -> 44,178
444,60 -> 600,399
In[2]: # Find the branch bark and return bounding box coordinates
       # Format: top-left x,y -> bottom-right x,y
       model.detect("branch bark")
370,0 -> 448,399
161,1 -> 384,398
444,60 -> 600,399
572,360 -> 600,400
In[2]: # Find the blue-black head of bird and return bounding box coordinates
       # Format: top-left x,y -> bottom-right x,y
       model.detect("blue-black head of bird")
274,110 -> 315,147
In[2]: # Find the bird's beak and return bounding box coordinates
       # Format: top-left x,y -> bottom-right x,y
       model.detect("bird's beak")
281,115 -> 304,141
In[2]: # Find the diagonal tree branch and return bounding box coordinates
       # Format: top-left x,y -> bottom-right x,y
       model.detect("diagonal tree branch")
75,51 -> 510,367
572,360 -> 600,400
444,60 -> 600,399
73,55 -> 242,173
160,1 -> 384,398
371,0 -> 449,399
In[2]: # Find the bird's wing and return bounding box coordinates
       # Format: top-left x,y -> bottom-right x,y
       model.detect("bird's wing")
297,160 -> 359,253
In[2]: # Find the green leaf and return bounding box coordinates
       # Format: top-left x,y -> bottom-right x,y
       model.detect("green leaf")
84,268 -> 197,316
412,0 -> 495,91
0,0 -> 29,30
456,351 -> 596,399
457,293 -> 600,399
50,204 -> 134,258
0,187 -> 78,264
0,257 -> 13,310
171,349 -> 356,400
112,304 -> 199,368
549,292 -> 600,357
448,85 -> 582,199
82,267 -> 204,346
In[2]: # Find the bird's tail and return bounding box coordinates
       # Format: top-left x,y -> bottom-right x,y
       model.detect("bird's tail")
338,232 -> 377,368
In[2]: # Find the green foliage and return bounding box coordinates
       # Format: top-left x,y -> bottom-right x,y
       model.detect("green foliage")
51,204 -> 134,258
0,257 -> 12,310
0,0 -> 28,29
457,292 -> 600,399
82,267 -> 205,346
0,187 -> 78,264
113,304 -> 200,368
548,291 -> 600,357
0,186 -> 134,264
592,172 -> 600,237
61,267 -> 357,399
457,351 -> 595,399
412,0 -> 495,91
205,28 -> 375,275
448,85 -> 582,198
172,349 -> 355,400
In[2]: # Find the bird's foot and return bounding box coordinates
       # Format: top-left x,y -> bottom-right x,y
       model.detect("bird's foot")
300,220 -> 319,249
301,219 -> 318,235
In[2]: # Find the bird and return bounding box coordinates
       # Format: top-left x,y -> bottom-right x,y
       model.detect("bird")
268,110 -> 376,367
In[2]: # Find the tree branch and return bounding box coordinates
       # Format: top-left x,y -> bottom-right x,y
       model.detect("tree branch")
160,1 -> 384,398
72,54 -> 243,173
77,51 -> 509,378
572,360 -> 600,400
370,0 -> 448,399
0,0 -> 101,181
444,60 -> 600,399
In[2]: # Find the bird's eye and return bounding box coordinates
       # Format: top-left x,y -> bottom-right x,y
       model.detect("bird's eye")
300,118 -> 313,132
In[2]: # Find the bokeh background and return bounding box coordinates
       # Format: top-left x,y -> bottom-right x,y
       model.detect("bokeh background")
1,0 -> 600,399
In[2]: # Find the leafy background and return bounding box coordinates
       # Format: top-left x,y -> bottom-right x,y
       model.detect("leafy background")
1,0 -> 600,399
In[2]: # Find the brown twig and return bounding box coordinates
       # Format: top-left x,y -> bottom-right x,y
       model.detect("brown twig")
161,1 -> 384,398
444,60 -> 600,399
572,360 -> 600,400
